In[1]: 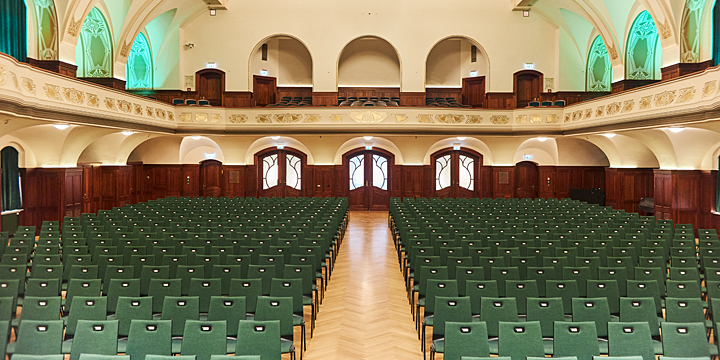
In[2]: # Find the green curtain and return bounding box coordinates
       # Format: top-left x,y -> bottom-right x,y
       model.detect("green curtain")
717,155 -> 720,213
0,0 -> 27,62
1,147 -> 22,212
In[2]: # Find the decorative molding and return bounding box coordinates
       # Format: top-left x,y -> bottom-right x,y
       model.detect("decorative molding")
654,90 -> 676,107
639,95 -> 652,110
465,115 -> 482,124
622,100 -> 634,113
595,107 -> 604,117
228,114 -> 247,124
168,112 -> 175,121
196,113 -> 208,123
564,114 -> 571,123
86,93 -> 99,108
303,114 -> 321,123
274,114 -> 303,123
331,114 -> 345,123
490,115 -> 509,124
606,102 -> 621,116
436,114 -> 464,124
350,111 -> 388,123
67,17 -> 82,36
10,72 -> 19,91
133,103 -> 142,115
117,100 -> 131,113
546,114 -> 559,124
572,110 -> 583,121
119,42 -> 131,58
256,115 -> 272,123
105,98 -> 116,110
21,78 -> 36,94
530,114 -> 543,124
155,108 -> 166,119
584,109 -> 592,119
62,87 -> 84,104
677,87 -> 696,104
180,113 -> 192,122
658,20 -> 672,39
0,65 -> 6,86
515,115 -> 527,124
146,107 -> 154,117
608,45 -> 618,60
703,81 -> 717,97
417,114 -> 434,123
43,84 -> 62,101
211,114 -> 223,123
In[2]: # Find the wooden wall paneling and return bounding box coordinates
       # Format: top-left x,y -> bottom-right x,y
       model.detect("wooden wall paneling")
129,163 -> 144,204
460,77 -> 485,107
312,92 -> 338,106
199,160 -> 222,197
117,166 -> 132,207
611,80 -> 659,94
422,165 -> 433,198
400,166 -> 424,199
538,166 -> 556,198
182,165 -> 199,197
672,170 -> 700,226
485,93 -> 515,109
64,169 -> 83,217
101,167 -> 118,210
479,166 -> 493,199
653,170 -> 672,220
339,87 -> 401,101
334,165 -> 347,198
390,164 -> 401,198
492,167 -> 515,199
245,165 -> 257,197
221,165 -> 245,198
699,171 -> 718,230
426,88 -> 462,102
661,61 -> 711,81
223,92 -> 253,108
539,92 -> 610,107
400,92 -> 425,107
312,166 -> 335,198
277,87 -> 313,101
513,70 -> 543,108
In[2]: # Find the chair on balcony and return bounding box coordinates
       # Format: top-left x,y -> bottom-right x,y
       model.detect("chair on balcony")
541,101 -> 553,107
198,100 -> 210,106
185,99 -> 197,106
528,101 -> 540,107
172,99 -> 184,105
554,100 -> 566,107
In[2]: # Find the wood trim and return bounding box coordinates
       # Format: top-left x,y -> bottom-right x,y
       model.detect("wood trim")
312,92 -> 338,106
661,60 -> 713,81
399,92 -> 425,107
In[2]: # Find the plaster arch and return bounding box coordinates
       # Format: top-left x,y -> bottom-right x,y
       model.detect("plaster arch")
513,138 -> 560,166
77,132 -> 162,165
179,136 -> 225,164
58,126 -> 117,166
422,137 -> 493,166
0,137 -> 37,168
244,136 -> 315,165
424,35 -> 491,89
333,137 -> 404,165
700,141 -> 720,170
247,33 -> 314,91
555,137 -> 611,166
127,136 -> 182,164
336,35 -> 402,89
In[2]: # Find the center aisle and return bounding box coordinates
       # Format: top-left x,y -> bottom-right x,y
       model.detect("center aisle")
303,211 -> 421,359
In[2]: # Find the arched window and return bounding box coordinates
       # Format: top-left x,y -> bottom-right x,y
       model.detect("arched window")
1,147 -> 22,212
76,7 -> 112,78
126,32 -> 152,89
681,0 -> 705,63
34,0 -> 58,60
626,10 -> 660,80
587,36 -> 611,92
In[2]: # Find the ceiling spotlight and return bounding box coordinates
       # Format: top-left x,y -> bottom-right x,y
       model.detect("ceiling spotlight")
209,9 -> 216,16
190,136 -> 201,140
270,136 -> 281,140
668,126 -> 685,133
456,137 -> 467,141
52,124 -> 69,130
603,133 -> 617,138
121,131 -> 135,136
523,10 -> 530,17
537,136 -> 548,142
363,136 -> 373,141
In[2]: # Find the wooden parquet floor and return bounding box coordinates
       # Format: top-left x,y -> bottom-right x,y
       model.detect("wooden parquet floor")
302,210 -> 421,360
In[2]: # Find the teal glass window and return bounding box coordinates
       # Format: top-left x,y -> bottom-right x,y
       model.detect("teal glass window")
35,0 -> 58,60
126,33 -> 152,89
587,35 -> 611,92
76,7 -> 112,77
626,10 -> 660,80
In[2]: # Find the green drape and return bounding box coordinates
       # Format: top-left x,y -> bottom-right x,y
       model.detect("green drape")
717,155 -> 720,213
0,0 -> 27,62
1,147 -> 22,212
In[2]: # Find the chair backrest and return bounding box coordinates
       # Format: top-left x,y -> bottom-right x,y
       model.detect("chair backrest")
607,322 -> 655,360
660,322 -> 712,357
498,321 -> 545,360
14,319 -> 64,355
525,297 -> 564,337
425,279 -> 459,313
235,320 -> 282,360
70,320 -> 119,360
19,296 -> 62,322
115,296 -> 153,337
664,297 -> 705,323
126,320 -> 173,359
443,321 -> 490,360
180,320 -> 227,360
572,297 -> 611,337
586,279 -> 620,314
147,279 -> 182,313
160,296 -> 200,336
66,296 -> 108,336
106,278 -> 141,312
229,278 -> 263,313
480,297 -> 518,337
255,296 -> 294,337
269,278 -> 304,313
207,296 -> 246,337
553,321 -> 600,360
505,280 -> 538,315
432,296 -> 472,338
188,278 -> 222,313
619,297 -> 659,337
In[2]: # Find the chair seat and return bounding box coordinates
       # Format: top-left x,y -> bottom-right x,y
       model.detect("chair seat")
61,339 -> 74,353
417,298 -> 425,307
431,338 -> 444,353
489,339 -> 498,354
281,339 -> 295,354
302,297 -> 313,306
543,339 -> 553,355
292,314 -> 304,326
598,339 -> 609,354
226,338 -> 237,353
423,315 -> 433,326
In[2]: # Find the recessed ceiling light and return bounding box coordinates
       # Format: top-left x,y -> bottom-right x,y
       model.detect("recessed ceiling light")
52,124 -> 69,130
121,131 -> 135,136
668,126 -> 685,133
603,133 -> 617,138
190,136 -> 201,140
363,136 -> 373,141
456,137 -> 467,141
271,136 -> 280,140
537,137 -> 548,142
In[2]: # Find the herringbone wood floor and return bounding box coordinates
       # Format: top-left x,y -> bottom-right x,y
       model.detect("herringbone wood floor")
302,211 -> 422,359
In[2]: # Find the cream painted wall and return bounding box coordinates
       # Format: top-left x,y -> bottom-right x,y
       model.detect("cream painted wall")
337,37 -> 400,87
278,38 -> 312,86
178,0 -> 559,92
426,39 -> 461,87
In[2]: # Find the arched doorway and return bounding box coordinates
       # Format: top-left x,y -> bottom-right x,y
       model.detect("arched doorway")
513,70 -> 543,108
515,161 -> 538,198
432,147 -> 482,198
196,69 -> 225,106
344,148 -> 392,210
255,147 -> 305,198
199,159 -> 222,197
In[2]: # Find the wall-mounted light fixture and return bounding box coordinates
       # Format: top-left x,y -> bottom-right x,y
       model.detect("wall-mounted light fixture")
363,136 -> 373,141
365,142 -> 373,150
668,126 -> 685,133
121,131 -> 135,136
271,136 -> 280,140
453,143 -> 462,150
53,124 -> 69,130
537,136 -> 548,142
276,142 -> 285,149
603,133 -> 617,138
523,10 -> 530,17
190,136 -> 201,140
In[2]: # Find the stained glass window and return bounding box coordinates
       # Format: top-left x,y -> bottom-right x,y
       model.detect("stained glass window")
126,33 -> 152,89
373,155 -> 387,190
76,7 -> 112,78
286,154 -> 302,190
436,155 -> 451,190
681,0 -> 705,63
626,10 -> 659,80
262,154 -> 278,190
458,155 -> 474,191
35,0 -> 58,60
349,154 -> 364,190
587,35 -> 611,92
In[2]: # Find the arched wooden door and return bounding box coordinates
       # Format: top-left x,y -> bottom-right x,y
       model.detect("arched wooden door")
514,70 -> 543,108
196,69 -> 225,106
200,159 -> 222,197
433,148 -> 481,198
256,148 -> 305,198
515,161 -> 538,198
344,148 -> 392,210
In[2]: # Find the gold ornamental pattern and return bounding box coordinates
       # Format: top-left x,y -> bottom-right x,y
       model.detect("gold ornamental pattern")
490,115 -> 509,124
228,114 -> 247,123
43,84 -> 62,101
62,88 -> 85,104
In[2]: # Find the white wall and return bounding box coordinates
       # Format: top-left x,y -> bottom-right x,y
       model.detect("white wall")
337,37 -> 400,87
278,38 -> 312,86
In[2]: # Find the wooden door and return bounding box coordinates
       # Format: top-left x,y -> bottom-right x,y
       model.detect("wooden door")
200,160 -> 222,197
313,167 -> 335,197
253,75 -> 277,107
515,161 -> 538,198
461,76 -> 485,107
346,150 -> 391,211
257,149 -> 305,198
514,70 -> 543,108
433,149 -> 481,198
196,69 -> 225,106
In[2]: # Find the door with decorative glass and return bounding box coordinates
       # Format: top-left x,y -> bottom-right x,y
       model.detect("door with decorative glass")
433,149 -> 480,198
257,149 -> 304,197
346,150 -> 391,210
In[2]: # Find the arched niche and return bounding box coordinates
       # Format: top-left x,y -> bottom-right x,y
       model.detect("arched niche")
337,36 -> 401,88
425,36 -> 489,108
249,35 -> 313,88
